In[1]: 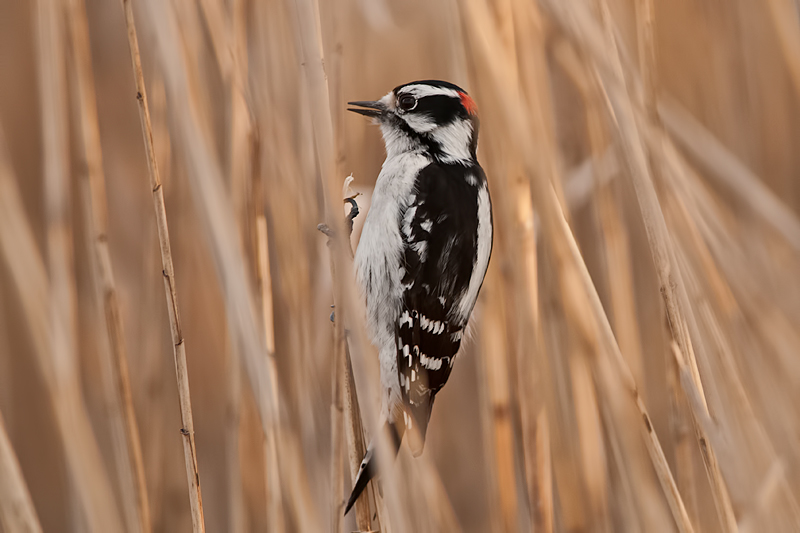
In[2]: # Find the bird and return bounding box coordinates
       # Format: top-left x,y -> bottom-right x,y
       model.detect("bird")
345,80 -> 493,515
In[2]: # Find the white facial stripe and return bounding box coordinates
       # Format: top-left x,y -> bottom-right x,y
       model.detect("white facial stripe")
400,84 -> 461,99
429,120 -> 473,163
402,113 -> 437,133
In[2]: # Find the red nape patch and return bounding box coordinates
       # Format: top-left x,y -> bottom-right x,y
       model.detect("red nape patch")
459,92 -> 478,116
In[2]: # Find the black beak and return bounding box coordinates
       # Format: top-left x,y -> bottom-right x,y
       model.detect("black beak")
347,100 -> 384,118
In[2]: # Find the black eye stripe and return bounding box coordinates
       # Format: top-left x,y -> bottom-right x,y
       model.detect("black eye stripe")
411,95 -> 465,124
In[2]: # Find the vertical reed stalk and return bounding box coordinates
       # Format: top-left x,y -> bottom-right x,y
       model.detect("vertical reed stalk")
461,1 -> 694,530
593,1 -> 737,528
67,0 -> 151,529
478,274 -> 518,533
0,128 -> 124,533
119,2 -> 205,530
330,261 -> 346,532
255,217 -> 286,532
534,410 -> 554,533
36,0 -> 126,530
289,0 -> 397,528
343,345 -> 376,532
141,0 -> 324,528
224,1 -> 251,530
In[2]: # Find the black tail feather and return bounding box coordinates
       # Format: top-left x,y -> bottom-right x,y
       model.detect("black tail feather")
343,419 -> 402,515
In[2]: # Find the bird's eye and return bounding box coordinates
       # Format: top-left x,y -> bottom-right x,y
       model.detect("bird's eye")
398,94 -> 417,111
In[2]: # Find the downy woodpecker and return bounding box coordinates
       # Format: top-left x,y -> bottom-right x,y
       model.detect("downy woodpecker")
345,80 -> 493,514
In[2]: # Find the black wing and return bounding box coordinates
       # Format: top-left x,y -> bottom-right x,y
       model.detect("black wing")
396,163 -> 487,449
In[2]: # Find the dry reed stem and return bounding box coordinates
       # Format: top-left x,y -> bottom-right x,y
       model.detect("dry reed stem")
141,1 -> 323,529
255,216 -> 286,533
658,142 -> 800,526
611,9 -> 740,528
120,1 -> 205,530
571,354 -> 612,532
561,1 -> 738,528
554,36 -> 648,419
0,129 -> 123,532
500,3 -> 597,528
479,4 -> 524,530
343,344 -> 375,532
67,0 -> 151,529
0,409 -> 42,533
552,4 -> 800,525
657,99 -> 800,253
478,274 -> 519,533
534,410 -> 554,533
288,0 -> 408,528
611,59 -> 740,533
558,37 -> 702,527
224,338 -> 245,533
289,0 -> 352,528
325,40 -> 376,531
288,0 -> 379,432
240,44 -> 284,531
326,234 -> 347,532
511,183 -> 549,529
461,1 -> 694,531
594,0 -> 709,419
139,75 -> 170,526
634,0 -> 657,116
36,0 -> 128,530
566,40 -> 645,402
143,0 -> 277,437
328,181 -> 375,531
225,2 -> 251,530
506,172 -> 552,530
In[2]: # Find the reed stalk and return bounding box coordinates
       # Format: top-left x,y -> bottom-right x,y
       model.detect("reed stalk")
594,1 -> 737,527
0,128 -> 124,532
461,0 -> 694,530
119,1 -> 205,530
67,0 -> 151,529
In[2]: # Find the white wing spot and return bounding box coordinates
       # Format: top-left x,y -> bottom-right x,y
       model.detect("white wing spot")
412,240 -> 428,261
402,206 -> 417,238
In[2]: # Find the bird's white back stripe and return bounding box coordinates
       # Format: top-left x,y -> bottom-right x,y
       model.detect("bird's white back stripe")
457,184 -> 492,319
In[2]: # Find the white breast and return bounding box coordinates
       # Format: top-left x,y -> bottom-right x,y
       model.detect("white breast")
355,151 -> 430,405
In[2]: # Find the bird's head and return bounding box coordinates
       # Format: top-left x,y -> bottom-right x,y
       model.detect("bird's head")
348,80 -> 479,164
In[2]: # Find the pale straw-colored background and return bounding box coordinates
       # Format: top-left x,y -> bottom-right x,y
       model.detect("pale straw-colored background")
0,0 -> 799,532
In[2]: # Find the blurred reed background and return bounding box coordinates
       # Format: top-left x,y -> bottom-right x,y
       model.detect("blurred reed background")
1,0 -> 800,531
